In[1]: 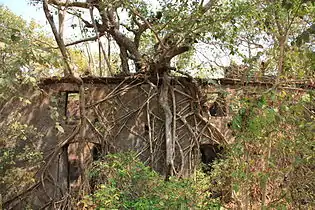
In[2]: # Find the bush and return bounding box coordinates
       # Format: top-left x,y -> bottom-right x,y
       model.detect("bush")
209,91 -> 315,209
0,119 -> 43,202
79,153 -> 222,209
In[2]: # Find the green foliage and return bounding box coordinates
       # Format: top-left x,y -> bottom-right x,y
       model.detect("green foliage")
0,115 -> 43,201
0,6 -> 51,204
217,0 -> 315,78
80,153 -> 221,209
211,91 -> 315,208
0,6 -> 62,102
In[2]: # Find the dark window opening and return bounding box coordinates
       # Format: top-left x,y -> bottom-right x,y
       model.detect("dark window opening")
92,144 -> 102,161
209,101 -> 227,117
90,144 -> 103,192
65,92 -> 80,124
207,92 -> 227,117
200,144 -> 224,173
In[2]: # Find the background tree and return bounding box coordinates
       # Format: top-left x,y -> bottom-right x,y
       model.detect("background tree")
216,0 -> 315,80
0,6 -> 59,102
0,6 -> 58,204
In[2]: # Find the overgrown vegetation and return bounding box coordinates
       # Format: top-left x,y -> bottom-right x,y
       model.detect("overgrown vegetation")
75,91 -> 314,209
209,90 -> 315,208
0,6 -> 47,204
0,120 -> 43,203
79,153 -> 221,209
0,0 -> 314,209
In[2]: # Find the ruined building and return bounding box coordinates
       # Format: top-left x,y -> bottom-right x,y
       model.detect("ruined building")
2,75 -> 312,209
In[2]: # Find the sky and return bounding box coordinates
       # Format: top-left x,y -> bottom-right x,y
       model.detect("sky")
0,0 -> 46,24
0,0 -> 88,45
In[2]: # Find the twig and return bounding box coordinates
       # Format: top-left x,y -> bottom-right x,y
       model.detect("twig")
174,88 -> 194,99
196,113 -> 228,144
175,138 -> 185,177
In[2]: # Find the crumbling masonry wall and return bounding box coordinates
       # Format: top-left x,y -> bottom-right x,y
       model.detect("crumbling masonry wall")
1,76 -> 233,209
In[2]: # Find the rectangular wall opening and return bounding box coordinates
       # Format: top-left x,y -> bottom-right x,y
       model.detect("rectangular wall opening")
207,93 -> 227,117
65,92 -> 80,124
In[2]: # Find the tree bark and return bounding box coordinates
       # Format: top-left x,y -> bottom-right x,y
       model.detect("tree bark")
118,44 -> 130,74
159,72 -> 174,180
43,0 -> 72,76
277,35 -> 286,82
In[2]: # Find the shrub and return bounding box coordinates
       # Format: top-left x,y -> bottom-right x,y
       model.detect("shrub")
209,91 -> 315,209
0,119 -> 43,202
79,153 -> 222,209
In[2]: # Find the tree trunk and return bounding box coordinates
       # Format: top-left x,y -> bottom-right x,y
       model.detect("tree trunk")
277,35 -> 286,82
118,44 -> 130,74
159,72 -> 174,180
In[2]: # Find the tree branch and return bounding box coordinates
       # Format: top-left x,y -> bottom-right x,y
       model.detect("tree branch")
97,7 -> 141,62
43,0 -> 72,76
48,0 -> 89,8
159,72 -> 174,180
65,34 -> 104,47
129,8 -> 165,49
89,4 -> 113,75
164,46 -> 190,62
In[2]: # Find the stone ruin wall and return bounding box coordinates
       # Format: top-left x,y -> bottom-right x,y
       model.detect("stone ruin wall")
44,78 -> 233,176
1,77 -> 234,209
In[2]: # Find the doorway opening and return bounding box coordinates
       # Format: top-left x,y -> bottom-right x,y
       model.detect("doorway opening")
199,144 -> 224,173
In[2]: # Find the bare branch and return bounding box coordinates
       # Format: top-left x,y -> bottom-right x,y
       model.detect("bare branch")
201,0 -> 215,13
129,8 -> 165,49
48,0 -> 89,8
96,8 -> 141,62
58,6 -> 65,38
120,23 -> 137,33
64,9 -> 94,28
164,46 -> 190,62
118,43 -> 130,73
43,0 -> 72,76
89,4 -> 113,75
65,34 -> 104,47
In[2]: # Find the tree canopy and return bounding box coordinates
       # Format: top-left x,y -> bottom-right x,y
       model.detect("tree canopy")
26,0 -> 314,79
